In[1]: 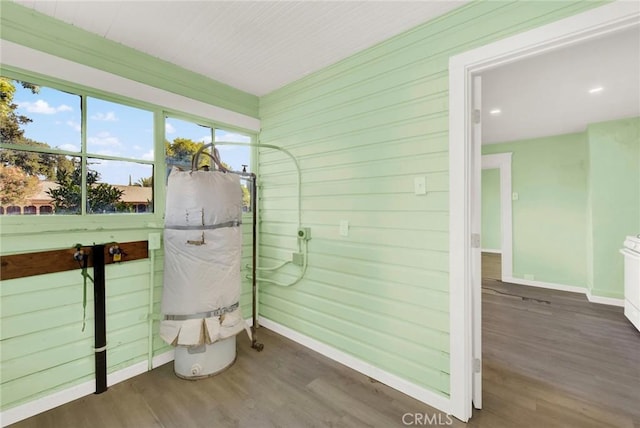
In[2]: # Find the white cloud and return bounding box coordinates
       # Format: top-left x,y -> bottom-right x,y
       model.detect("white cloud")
216,130 -> 251,143
17,100 -> 72,114
141,150 -> 154,161
198,135 -> 212,144
58,143 -> 79,152
67,120 -> 81,132
91,111 -> 118,122
165,123 -> 176,134
88,131 -> 122,147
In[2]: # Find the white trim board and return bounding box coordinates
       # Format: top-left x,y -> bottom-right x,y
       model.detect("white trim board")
502,276 -> 586,295
448,2 -> 640,422
586,290 -> 625,307
0,350 -> 175,427
481,153 -> 513,281
257,316 -> 451,416
504,276 -> 624,307
0,40 -> 260,132
481,249 -> 502,254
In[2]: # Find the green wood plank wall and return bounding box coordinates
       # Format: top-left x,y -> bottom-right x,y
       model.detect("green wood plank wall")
258,0 -> 606,398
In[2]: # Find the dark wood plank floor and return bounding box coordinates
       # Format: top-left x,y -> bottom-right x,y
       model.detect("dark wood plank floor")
10,281 -> 640,427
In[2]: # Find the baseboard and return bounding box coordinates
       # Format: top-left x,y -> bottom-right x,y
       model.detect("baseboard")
502,276 -> 586,295
586,290 -> 624,307
1,351 -> 175,427
152,349 -> 175,368
481,249 -> 502,254
502,277 -> 625,307
257,316 -> 451,415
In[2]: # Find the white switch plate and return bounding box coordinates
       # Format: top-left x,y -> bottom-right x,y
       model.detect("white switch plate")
148,232 -> 161,250
512,192 -> 519,201
414,176 -> 427,195
339,220 -> 349,237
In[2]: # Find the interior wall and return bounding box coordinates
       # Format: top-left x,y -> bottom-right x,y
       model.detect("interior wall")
587,116 -> 640,298
482,132 -> 589,288
481,168 -> 501,251
258,0 -> 605,400
0,3 -> 257,416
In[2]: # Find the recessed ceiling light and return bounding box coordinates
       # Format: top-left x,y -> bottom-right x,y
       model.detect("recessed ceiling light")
489,109 -> 502,115
589,86 -> 604,94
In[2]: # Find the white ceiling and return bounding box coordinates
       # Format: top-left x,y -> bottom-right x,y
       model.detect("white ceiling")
14,0 -> 467,97
481,26 -> 640,144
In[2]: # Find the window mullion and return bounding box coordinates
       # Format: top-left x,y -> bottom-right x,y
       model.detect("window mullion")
81,95 -> 87,215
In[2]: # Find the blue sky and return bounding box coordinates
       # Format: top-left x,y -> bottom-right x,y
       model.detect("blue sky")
13,82 -> 251,185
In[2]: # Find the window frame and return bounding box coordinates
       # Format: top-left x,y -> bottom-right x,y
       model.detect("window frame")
0,67 -> 257,233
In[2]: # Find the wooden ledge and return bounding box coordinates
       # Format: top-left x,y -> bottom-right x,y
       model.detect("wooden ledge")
0,241 -> 148,281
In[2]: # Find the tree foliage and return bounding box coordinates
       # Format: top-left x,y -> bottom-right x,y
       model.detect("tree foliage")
47,161 -> 124,214
166,137 -> 251,210
0,164 -> 39,205
0,78 -> 73,180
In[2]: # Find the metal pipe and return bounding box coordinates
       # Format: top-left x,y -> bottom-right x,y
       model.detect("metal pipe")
92,244 -> 108,394
250,173 -> 263,352
147,246 -> 155,371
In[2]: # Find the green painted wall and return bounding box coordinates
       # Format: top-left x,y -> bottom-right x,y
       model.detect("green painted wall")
258,1 -> 605,398
587,117 -> 640,298
0,2 -> 257,412
482,133 -> 589,287
0,0 -> 611,414
481,169 -> 501,251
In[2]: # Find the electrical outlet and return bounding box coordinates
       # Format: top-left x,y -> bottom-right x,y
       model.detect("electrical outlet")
414,176 -> 427,195
292,252 -> 305,266
297,227 -> 311,240
339,220 -> 349,237
148,233 -> 161,250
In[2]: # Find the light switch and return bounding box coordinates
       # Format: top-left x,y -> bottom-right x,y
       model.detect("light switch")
512,192 -> 519,201
339,220 -> 349,237
414,176 -> 427,195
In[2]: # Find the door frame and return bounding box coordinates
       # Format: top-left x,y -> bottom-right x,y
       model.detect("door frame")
448,2 -> 639,421
482,153 -> 513,281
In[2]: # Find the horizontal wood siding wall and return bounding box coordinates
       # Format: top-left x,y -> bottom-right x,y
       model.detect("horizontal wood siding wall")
2,224 -> 254,411
258,0 -> 604,397
0,229 -> 154,410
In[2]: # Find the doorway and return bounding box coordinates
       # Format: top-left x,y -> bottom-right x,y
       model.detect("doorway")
448,2 -> 640,421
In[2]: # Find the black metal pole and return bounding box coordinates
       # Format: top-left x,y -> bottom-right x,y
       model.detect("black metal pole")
250,175 -> 263,352
93,244 -> 108,393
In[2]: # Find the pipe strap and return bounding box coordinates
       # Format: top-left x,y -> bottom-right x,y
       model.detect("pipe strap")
164,302 -> 240,321
164,220 -> 242,231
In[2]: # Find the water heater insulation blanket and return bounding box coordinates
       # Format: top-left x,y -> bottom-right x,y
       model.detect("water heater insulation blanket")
160,168 -> 245,346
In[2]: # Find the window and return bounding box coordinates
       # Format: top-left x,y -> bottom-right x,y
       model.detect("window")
165,117 -> 253,212
0,77 -> 154,215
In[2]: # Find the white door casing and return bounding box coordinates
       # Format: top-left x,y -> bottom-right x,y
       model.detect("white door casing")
471,75 -> 482,410
448,2 -> 640,422
481,153 -> 514,281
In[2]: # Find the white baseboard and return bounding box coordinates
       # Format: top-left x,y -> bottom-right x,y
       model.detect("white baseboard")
586,290 -> 624,307
481,249 -> 502,254
257,316 -> 451,415
502,276 -> 586,295
152,349 -> 175,368
503,276 -> 625,307
0,350 -> 175,427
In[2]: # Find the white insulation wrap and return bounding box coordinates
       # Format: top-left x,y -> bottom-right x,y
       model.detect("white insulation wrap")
161,167 -> 245,347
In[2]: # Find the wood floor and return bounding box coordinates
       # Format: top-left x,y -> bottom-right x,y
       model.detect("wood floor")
10,281 -> 640,427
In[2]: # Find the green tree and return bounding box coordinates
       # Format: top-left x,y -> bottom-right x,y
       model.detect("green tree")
0,164 -> 39,205
47,161 -> 124,214
0,78 -> 73,180
135,176 -> 153,187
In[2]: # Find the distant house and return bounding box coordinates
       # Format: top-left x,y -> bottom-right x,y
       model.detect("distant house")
0,181 -> 152,215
